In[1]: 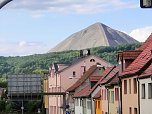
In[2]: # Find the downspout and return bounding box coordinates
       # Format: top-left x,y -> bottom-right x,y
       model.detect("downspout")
137,78 -> 140,114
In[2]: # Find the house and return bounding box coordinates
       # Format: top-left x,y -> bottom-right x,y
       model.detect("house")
105,73 -> 120,114
91,66 -> 115,114
67,65 -> 106,114
100,66 -> 119,114
138,64 -> 152,114
93,90 -> 101,114
48,54 -> 112,114
119,34 -> 152,114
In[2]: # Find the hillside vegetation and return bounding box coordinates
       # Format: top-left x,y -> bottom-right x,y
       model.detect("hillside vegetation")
0,43 -> 141,77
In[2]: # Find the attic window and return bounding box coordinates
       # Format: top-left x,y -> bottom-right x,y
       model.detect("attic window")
90,59 -> 95,62
73,71 -> 76,77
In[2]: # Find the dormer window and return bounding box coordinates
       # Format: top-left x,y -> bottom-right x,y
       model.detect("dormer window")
73,71 -> 76,77
90,59 -> 95,62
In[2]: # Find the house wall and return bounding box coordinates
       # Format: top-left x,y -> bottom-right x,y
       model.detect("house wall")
61,55 -> 111,91
44,79 -> 49,109
139,77 -> 152,114
91,86 -> 101,114
75,98 -> 83,114
109,86 -> 119,114
122,77 -> 139,114
101,86 -> 108,114
109,88 -> 115,114
48,55 -> 111,114
95,99 -> 102,114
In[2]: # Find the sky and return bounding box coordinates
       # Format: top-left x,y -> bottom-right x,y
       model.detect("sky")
0,0 -> 152,56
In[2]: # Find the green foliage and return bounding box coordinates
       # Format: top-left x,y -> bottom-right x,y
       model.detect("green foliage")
0,100 -> 5,112
0,78 -> 7,88
0,43 -> 141,76
5,102 -> 12,113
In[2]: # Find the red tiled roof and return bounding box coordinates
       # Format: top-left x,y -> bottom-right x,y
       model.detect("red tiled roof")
118,50 -> 142,61
93,90 -> 101,99
107,75 -> 119,85
67,65 -> 97,92
138,64 -> 152,78
89,76 -> 102,81
138,34 -> 152,50
100,66 -> 119,84
83,66 -> 116,97
73,85 -> 91,97
72,67 -> 115,97
120,45 -> 152,77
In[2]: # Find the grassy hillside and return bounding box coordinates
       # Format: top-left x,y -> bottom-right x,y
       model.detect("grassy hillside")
0,43 -> 141,77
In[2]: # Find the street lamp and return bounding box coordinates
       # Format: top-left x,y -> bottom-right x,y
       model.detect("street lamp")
0,0 -> 12,9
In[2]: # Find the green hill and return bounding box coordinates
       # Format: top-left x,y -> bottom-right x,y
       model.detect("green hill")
0,43 -> 141,77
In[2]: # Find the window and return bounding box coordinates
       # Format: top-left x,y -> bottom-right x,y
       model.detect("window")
73,71 -> 76,77
75,98 -> 79,106
142,84 -> 145,99
148,83 -> 152,99
102,89 -> 104,100
134,108 -> 137,114
98,100 -> 100,109
134,78 -> 137,94
129,107 -> 132,114
83,99 -> 86,108
80,99 -> 82,106
124,80 -> 127,94
87,101 -> 91,109
105,89 -> 106,100
90,59 -> 95,62
95,101 -> 98,109
111,91 -> 114,103
129,79 -> 131,94
115,88 -> 119,101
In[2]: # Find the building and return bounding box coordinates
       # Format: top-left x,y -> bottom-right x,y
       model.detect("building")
67,65 -> 105,114
119,34 -> 152,114
48,54 -> 112,114
138,64 -> 152,114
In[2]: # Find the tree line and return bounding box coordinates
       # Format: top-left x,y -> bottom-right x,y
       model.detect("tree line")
0,43 -> 141,78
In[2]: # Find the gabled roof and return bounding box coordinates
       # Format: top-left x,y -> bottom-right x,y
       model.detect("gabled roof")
89,76 -> 102,82
138,64 -> 152,79
100,66 -> 119,84
93,90 -> 101,99
67,65 -> 97,92
137,34 -> 152,50
58,55 -> 113,73
51,63 -> 70,72
75,66 -> 116,98
88,66 -> 115,92
120,45 -> 152,77
73,85 -> 91,98
118,50 -> 142,61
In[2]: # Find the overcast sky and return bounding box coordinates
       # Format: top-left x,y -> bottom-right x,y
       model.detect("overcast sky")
0,0 -> 152,56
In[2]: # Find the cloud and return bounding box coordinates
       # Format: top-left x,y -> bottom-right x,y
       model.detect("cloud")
129,26 -> 152,42
0,41 -> 49,56
8,0 -> 138,14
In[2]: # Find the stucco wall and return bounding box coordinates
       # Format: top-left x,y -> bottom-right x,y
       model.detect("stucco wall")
122,77 -> 139,114
101,86 -> 108,113
139,77 -> 152,114
91,86 -> 101,114
61,55 -> 111,91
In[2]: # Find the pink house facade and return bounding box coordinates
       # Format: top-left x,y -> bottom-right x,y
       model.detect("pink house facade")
48,55 -> 112,114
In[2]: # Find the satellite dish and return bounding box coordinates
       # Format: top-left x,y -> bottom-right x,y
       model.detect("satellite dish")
83,50 -> 88,56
